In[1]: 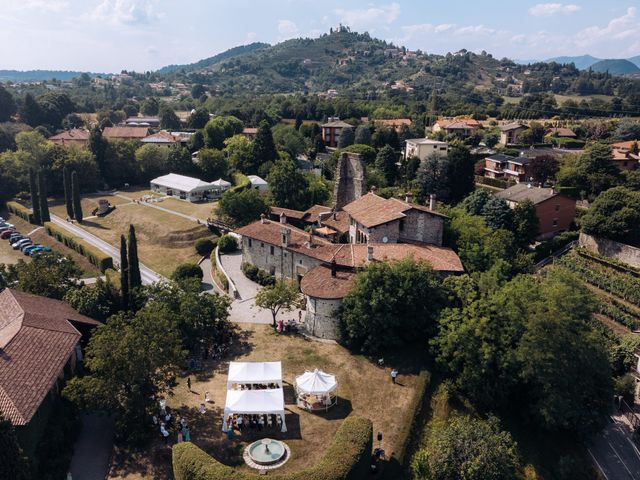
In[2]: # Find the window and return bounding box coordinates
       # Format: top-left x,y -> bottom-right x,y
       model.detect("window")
299,260 -> 302,264
552,219 -> 558,227
248,238 -> 252,247
260,242 -> 264,247
270,246 -> 275,255
555,204 -> 560,212
399,219 -> 405,231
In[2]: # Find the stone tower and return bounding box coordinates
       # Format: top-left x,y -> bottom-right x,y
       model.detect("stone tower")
332,152 -> 366,210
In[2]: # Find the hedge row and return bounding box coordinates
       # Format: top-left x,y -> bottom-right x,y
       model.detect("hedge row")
172,416 -> 373,480
6,201 -> 35,224
548,137 -> 586,149
44,222 -> 113,272
474,175 -> 510,190
241,261 -> 275,286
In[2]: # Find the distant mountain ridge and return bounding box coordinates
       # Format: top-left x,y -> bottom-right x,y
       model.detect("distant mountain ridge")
590,59 -> 640,75
156,42 -> 270,75
0,70 -> 108,82
535,55 -> 640,72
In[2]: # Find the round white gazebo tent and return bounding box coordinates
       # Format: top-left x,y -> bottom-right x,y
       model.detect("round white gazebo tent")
222,388 -> 287,432
295,369 -> 338,411
227,361 -> 283,390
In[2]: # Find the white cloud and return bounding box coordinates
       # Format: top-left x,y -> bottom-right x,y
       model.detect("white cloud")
90,0 -> 161,26
574,7 -> 639,47
334,2 -> 400,31
454,25 -> 495,36
5,0 -> 69,13
529,3 -> 581,17
277,19 -> 299,39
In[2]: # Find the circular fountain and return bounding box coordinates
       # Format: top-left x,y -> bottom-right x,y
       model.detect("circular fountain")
244,438 -> 290,470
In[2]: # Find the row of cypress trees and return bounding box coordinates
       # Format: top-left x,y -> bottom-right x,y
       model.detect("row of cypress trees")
29,167 -> 83,225
119,225 -> 141,309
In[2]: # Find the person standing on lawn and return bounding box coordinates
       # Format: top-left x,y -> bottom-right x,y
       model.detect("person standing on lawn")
187,377 -> 192,392
390,369 -> 398,384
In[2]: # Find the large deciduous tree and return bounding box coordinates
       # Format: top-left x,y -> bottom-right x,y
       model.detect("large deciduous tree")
340,259 -> 445,354
0,414 -> 31,480
417,152 -> 449,201
337,126 -> 355,148
8,253 -> 82,299
375,145 -> 398,185
267,159 -> 310,210
216,188 -> 268,226
159,104 -> 181,130
446,144 -> 475,203
250,120 -> 278,173
581,186 -> 640,245
0,85 -> 17,122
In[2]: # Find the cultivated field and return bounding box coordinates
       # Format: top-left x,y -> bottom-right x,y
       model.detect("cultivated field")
108,324 -> 427,479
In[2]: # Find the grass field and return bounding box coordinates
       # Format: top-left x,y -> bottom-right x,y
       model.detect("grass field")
49,193 -> 132,219
156,198 -> 217,219
108,324 -> 427,479
76,203 -> 208,277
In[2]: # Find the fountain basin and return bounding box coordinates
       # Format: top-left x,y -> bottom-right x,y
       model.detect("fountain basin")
244,438 -> 290,469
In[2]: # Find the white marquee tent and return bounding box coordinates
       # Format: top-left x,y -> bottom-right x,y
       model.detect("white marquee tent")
295,369 -> 338,411
227,361 -> 283,389
222,388 -> 287,432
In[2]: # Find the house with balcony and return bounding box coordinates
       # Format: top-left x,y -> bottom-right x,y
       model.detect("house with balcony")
484,154 -> 530,183
321,118 -> 352,148
404,138 -> 449,161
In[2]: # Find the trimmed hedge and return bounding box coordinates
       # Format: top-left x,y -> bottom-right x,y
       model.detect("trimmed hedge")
6,201 -> 35,224
172,416 -> 373,480
474,175 -> 511,190
241,261 -> 275,286
44,222 -> 113,272
217,234 -> 238,253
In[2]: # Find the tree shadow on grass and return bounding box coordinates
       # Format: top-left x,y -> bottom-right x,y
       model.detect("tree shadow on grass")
79,219 -> 109,230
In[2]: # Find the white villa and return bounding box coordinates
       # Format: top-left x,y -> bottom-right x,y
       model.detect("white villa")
150,173 -> 230,202
404,138 -> 449,161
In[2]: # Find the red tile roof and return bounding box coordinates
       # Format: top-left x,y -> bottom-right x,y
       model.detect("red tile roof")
342,193 -> 446,228
546,127 -> 576,138
141,130 -> 177,144
270,207 -> 308,221
49,129 -> 90,142
300,266 -> 356,299
103,126 -> 149,139
320,211 -> 349,234
0,289 -> 100,425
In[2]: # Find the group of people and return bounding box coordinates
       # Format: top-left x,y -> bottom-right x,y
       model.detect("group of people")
153,400 -> 192,445
224,413 -> 282,439
237,383 -> 279,390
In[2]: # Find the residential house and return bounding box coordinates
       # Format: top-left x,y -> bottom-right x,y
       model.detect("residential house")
499,123 -> 528,145
374,118 -> 412,132
546,127 -> 577,138
484,154 -> 530,182
141,130 -> 178,146
495,183 -> 576,239
321,118 -> 352,148
611,141 -> 640,171
432,118 -> 480,138
404,138 -> 449,161
102,126 -> 149,141
242,127 -> 258,140
0,289 -> 100,458
49,129 -> 90,147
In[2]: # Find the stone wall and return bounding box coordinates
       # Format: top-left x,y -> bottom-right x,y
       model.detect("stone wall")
579,233 -> 640,268
304,296 -> 342,340
241,236 -> 323,281
399,210 -> 444,246
333,152 -> 366,210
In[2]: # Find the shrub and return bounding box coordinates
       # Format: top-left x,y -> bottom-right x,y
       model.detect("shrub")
474,175 -> 510,189
172,263 -> 204,281
172,416 -> 372,480
614,373 -> 637,404
533,231 -> 579,262
217,234 -> 237,253
195,238 -> 216,256
44,222 -> 113,272
241,262 -> 275,286
6,201 -> 34,224
216,270 -> 229,292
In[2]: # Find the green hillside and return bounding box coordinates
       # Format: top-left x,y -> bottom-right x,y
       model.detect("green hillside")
156,42 -> 269,75
590,59 -> 640,75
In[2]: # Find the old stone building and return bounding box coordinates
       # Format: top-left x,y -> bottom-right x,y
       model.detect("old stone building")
235,190 -> 463,341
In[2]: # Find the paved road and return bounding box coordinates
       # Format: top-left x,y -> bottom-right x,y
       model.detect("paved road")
588,415 -> 640,480
50,214 -> 162,285
217,251 -> 302,325
69,413 -> 114,480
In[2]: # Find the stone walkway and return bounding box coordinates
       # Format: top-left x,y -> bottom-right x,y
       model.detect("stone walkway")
69,413 -> 115,480
217,251 -> 302,325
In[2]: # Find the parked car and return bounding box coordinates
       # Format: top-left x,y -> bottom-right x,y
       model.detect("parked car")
12,239 -> 32,250
8,234 -> 24,243
23,244 -> 41,255
0,227 -> 15,234
28,246 -> 52,256
0,222 -> 14,229
1,231 -> 15,239
20,241 -> 38,252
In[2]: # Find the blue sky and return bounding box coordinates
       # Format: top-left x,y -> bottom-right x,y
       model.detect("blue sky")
1,0 -> 639,72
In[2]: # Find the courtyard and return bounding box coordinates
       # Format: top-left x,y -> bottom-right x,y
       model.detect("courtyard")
107,323 -> 427,479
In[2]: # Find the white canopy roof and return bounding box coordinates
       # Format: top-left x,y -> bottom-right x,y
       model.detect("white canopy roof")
227,361 -> 282,389
150,173 -> 214,192
223,388 -> 287,432
295,369 -> 337,395
211,178 -> 232,187
247,175 -> 268,186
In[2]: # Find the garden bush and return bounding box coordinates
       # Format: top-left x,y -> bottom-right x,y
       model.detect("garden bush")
195,238 -> 217,256
241,262 -> 275,286
533,231 -> 579,262
172,263 -> 204,281
217,234 -> 238,253
44,222 -> 113,272
173,416 -> 372,480
474,175 -> 510,189
6,201 -> 34,224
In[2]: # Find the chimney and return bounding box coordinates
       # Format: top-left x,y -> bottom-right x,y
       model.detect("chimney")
281,227 -> 290,247
404,192 -> 413,203
367,245 -> 374,262
330,259 -> 337,277
308,233 -> 313,247
429,194 -> 436,211
260,213 -> 266,224
370,186 -> 377,194
279,211 -> 287,224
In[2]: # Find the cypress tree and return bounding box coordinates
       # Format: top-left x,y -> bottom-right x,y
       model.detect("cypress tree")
29,168 -> 41,225
128,224 -> 141,289
37,170 -> 50,223
71,171 -> 83,222
63,166 -> 74,219
120,235 -> 129,310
